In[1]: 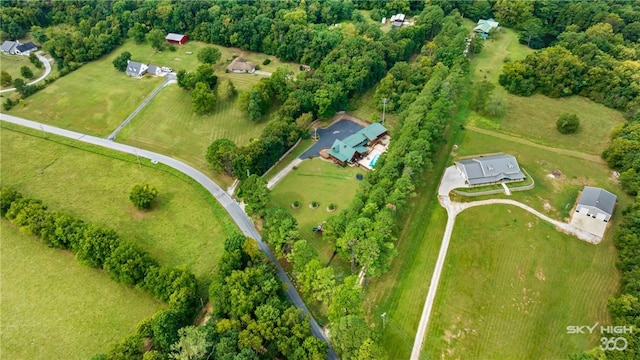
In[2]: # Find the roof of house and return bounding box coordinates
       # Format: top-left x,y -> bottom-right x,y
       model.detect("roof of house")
342,133 -> 367,148
1,40 -> 18,53
126,60 -> 147,76
16,42 -> 37,52
360,122 -> 387,141
455,154 -> 525,185
328,139 -> 357,162
474,18 -> 499,33
577,187 -> 617,216
390,14 -> 405,22
227,57 -> 255,72
165,33 -> 187,41
147,65 -> 160,74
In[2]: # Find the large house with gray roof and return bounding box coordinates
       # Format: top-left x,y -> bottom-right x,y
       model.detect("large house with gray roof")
125,60 -> 148,78
15,42 -> 38,55
1,40 -> 18,54
575,186 -> 616,222
327,122 -> 388,165
1,40 -> 37,55
455,154 -> 525,186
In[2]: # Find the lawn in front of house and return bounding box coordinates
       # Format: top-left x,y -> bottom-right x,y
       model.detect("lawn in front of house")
7,46 -> 162,136
269,158 -> 364,275
454,130 -> 632,222
1,126 -> 234,296
0,221 -> 162,360
423,205 -> 619,359
0,53 -> 46,89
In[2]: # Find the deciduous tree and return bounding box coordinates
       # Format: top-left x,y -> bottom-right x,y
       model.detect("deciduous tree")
191,82 -> 216,115
146,28 -> 166,51
556,113 -> 580,134
0,71 -> 12,87
206,138 -> 237,176
112,51 -> 132,72
197,46 -> 221,65
20,66 -> 34,79
129,184 -> 158,210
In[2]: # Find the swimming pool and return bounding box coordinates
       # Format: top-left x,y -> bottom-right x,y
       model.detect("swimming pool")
369,153 -> 380,167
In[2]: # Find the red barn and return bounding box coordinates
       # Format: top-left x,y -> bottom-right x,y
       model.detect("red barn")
165,33 -> 188,45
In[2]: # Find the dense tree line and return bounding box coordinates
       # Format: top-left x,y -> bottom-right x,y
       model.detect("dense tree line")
431,0 -> 640,50
207,235 -> 328,359
0,188 -> 199,358
323,13 -> 467,279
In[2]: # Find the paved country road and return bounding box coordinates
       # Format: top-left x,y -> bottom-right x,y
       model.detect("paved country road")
0,113 -> 338,360
0,54 -> 51,93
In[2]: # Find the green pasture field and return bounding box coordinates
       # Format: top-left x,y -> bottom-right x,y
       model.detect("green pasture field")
424,205 -> 619,359
0,53 -> 45,89
116,85 -> 268,188
1,126 -> 234,295
1,221 -> 161,360
7,51 -> 161,136
467,22 -> 625,156
269,158 -> 363,274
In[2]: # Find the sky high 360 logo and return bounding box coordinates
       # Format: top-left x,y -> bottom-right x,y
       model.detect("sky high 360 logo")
566,323 -> 634,351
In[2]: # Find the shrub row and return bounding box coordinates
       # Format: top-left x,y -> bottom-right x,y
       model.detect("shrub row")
0,187 -> 198,356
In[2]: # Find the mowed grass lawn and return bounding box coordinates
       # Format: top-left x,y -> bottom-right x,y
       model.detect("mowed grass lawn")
0,53 -> 45,89
424,205 -> 619,359
116,85 -> 268,187
455,130 -> 633,221
467,22 -> 625,155
1,127 -> 234,295
8,51 -> 162,136
269,159 -> 363,274
1,221 -> 161,360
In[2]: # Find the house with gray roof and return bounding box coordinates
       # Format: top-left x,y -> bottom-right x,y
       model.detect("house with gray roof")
1,40 -> 18,54
125,60 -> 148,78
227,57 -> 255,74
147,64 -> 161,76
15,42 -> 37,56
575,187 -> 616,222
455,154 -> 525,186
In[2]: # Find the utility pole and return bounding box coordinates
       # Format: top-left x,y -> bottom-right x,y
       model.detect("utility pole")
382,98 -> 388,125
134,150 -> 141,167
381,312 -> 387,330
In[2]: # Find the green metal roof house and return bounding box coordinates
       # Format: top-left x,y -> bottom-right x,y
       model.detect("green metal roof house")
327,123 -> 388,165
473,18 -> 499,34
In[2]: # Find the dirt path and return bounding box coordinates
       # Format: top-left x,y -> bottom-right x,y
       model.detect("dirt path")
466,125 -> 606,164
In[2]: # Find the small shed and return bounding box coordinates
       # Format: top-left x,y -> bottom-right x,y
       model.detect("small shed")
227,57 -> 256,74
165,33 -> 188,45
576,187 -> 617,222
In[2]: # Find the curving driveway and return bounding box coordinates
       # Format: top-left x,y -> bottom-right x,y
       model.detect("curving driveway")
410,166 -> 601,359
0,113 -> 338,360
0,54 -> 51,93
